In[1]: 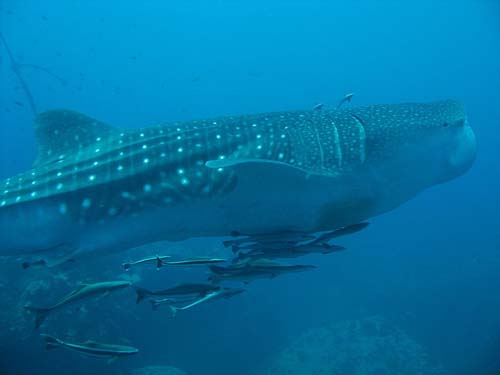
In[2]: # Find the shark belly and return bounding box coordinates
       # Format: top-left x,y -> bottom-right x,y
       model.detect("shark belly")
0,199 -> 75,255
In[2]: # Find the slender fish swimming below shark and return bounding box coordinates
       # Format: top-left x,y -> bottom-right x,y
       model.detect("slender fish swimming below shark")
24,280 -> 131,328
41,334 -> 138,361
0,100 -> 476,265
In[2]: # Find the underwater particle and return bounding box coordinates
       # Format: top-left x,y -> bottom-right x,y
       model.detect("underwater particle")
59,203 -> 67,214
81,198 -> 92,209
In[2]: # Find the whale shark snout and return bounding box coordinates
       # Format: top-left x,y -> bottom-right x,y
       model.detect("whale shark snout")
435,114 -> 477,185
448,119 -> 477,178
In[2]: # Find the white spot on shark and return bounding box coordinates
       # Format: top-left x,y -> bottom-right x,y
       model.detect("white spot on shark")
143,184 -> 152,193
59,203 -> 67,214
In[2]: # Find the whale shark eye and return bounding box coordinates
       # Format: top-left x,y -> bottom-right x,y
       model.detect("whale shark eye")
442,122 -> 449,128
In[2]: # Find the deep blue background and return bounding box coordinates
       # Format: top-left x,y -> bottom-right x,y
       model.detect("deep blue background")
1,1 -> 499,374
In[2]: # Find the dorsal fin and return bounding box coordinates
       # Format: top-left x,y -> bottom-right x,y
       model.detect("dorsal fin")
33,109 -> 119,166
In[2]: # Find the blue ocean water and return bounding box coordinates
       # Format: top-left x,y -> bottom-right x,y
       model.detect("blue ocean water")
0,1 -> 499,374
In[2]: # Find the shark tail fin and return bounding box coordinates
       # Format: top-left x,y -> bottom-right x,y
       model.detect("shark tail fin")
24,306 -> 50,329
40,334 -> 61,350
134,287 -> 150,304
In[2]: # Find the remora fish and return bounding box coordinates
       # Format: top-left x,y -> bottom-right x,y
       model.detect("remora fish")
149,296 -> 196,311
163,257 -> 227,266
122,255 -> 171,270
230,222 -> 367,256
224,231 -> 316,252
168,287 -> 245,316
337,93 -> 355,109
0,101 -> 476,262
24,280 -> 131,328
234,242 -> 345,262
41,334 -> 138,360
209,260 -> 316,283
308,222 -> 369,245
135,283 -> 220,304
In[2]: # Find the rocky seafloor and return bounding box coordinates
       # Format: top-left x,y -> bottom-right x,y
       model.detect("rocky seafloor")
259,316 -> 445,375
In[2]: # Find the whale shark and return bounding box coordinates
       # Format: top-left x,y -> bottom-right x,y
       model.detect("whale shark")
0,100 -> 476,263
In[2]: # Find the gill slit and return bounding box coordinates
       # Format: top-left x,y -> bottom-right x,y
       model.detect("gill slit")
350,114 -> 367,163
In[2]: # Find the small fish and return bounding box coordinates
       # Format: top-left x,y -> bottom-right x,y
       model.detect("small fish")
122,255 -> 171,271
337,92 -> 355,109
209,260 -> 316,284
232,241 -> 301,253
22,259 -> 47,269
168,287 -> 245,316
313,103 -> 324,110
24,280 -> 131,328
40,334 -> 138,361
224,231 -> 315,251
309,222 -> 369,245
135,283 -> 220,304
163,257 -> 227,267
235,242 -> 345,262
149,296 -> 195,311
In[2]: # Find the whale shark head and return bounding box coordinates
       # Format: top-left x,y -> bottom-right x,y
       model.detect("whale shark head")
352,100 -> 477,187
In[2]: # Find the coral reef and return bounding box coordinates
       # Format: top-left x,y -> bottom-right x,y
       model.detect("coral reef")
261,316 -> 445,375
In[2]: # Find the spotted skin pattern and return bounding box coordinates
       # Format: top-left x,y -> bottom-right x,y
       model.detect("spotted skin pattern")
0,100 -> 467,227
0,108 -> 367,223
